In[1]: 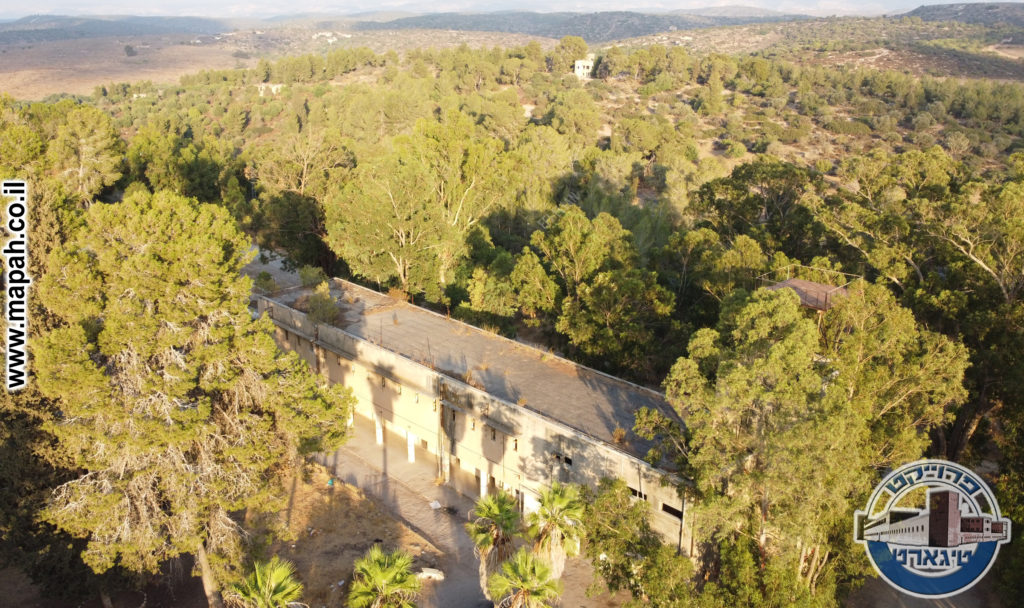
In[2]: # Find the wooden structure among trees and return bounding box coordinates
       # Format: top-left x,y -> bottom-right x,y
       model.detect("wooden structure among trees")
759,265 -> 857,312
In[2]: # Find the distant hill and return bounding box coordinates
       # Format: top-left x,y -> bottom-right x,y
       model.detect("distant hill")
0,15 -> 230,44
905,3 -> 1024,28
354,10 -> 809,43
344,11 -> 420,23
671,6 -> 790,18
0,10 -> 813,47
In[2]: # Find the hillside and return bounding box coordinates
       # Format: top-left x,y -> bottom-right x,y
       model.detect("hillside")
353,10 -> 809,43
672,6 -> 790,18
906,2 -> 1024,27
609,16 -> 1024,81
0,15 -> 231,44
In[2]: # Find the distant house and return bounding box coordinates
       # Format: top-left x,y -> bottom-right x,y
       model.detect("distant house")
574,53 -> 595,79
256,83 -> 284,97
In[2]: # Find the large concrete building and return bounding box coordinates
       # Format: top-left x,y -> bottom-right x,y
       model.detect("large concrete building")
256,278 -> 691,549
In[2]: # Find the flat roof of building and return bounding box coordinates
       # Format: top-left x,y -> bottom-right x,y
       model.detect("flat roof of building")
765,278 -> 848,311
245,255 -> 676,463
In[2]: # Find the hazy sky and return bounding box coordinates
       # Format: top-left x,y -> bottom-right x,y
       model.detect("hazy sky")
0,0 -> 992,19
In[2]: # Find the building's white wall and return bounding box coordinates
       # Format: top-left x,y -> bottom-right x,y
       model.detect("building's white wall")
259,297 -> 690,550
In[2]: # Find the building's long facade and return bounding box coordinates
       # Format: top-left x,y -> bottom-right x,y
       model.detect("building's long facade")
257,279 -> 691,549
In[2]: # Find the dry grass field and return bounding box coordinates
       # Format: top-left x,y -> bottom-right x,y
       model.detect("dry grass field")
0,28 -> 555,101
0,35 -> 254,99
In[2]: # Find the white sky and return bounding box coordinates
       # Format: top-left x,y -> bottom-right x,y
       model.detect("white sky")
0,1 -> 998,20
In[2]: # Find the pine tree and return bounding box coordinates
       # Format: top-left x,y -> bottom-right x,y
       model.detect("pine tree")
46,105 -> 122,205
35,190 -> 353,607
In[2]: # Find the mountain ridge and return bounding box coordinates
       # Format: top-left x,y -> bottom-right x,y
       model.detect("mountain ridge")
353,10 -> 810,43
904,2 -> 1024,27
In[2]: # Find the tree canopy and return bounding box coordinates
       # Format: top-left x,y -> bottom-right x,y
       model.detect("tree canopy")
34,190 -> 352,604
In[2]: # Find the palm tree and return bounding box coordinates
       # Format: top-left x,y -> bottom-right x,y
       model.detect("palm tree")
228,556 -> 304,608
488,548 -> 562,608
465,490 -> 520,600
525,481 -> 584,579
348,545 -> 421,608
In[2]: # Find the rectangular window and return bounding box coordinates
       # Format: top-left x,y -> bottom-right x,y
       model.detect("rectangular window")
629,486 -> 647,501
491,428 -> 496,441
564,455 -> 573,466
661,502 -> 683,519
513,438 -> 518,451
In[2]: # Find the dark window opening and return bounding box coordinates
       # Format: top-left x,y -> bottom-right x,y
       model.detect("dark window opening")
629,486 -> 647,501
564,455 -> 573,466
661,502 -> 683,519
491,428 -> 496,441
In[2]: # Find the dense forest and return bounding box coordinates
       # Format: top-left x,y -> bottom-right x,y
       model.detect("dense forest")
3,14 -> 1024,608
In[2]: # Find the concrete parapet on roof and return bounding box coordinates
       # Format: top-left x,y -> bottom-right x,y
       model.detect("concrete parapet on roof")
266,278 -> 678,465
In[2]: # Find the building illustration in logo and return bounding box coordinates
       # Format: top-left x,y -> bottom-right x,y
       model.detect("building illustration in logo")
855,459 -> 1011,599
862,489 -> 1009,547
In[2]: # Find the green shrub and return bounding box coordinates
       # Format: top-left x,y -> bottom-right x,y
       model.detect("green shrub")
722,139 -> 747,158
299,265 -> 328,287
824,118 -> 872,136
254,271 -> 277,294
307,282 -> 337,325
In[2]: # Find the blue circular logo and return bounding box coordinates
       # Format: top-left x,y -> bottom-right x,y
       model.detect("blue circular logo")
854,459 -> 1011,598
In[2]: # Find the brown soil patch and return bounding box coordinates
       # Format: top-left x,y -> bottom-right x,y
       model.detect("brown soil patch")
0,35 -> 255,100
262,464 -> 442,608
0,465 -> 438,608
987,44 -> 1024,60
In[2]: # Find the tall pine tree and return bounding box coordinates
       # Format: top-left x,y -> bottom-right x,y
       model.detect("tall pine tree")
35,190 -> 353,607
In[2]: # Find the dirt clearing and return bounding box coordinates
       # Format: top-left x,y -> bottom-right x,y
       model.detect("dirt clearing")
262,464 -> 444,608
